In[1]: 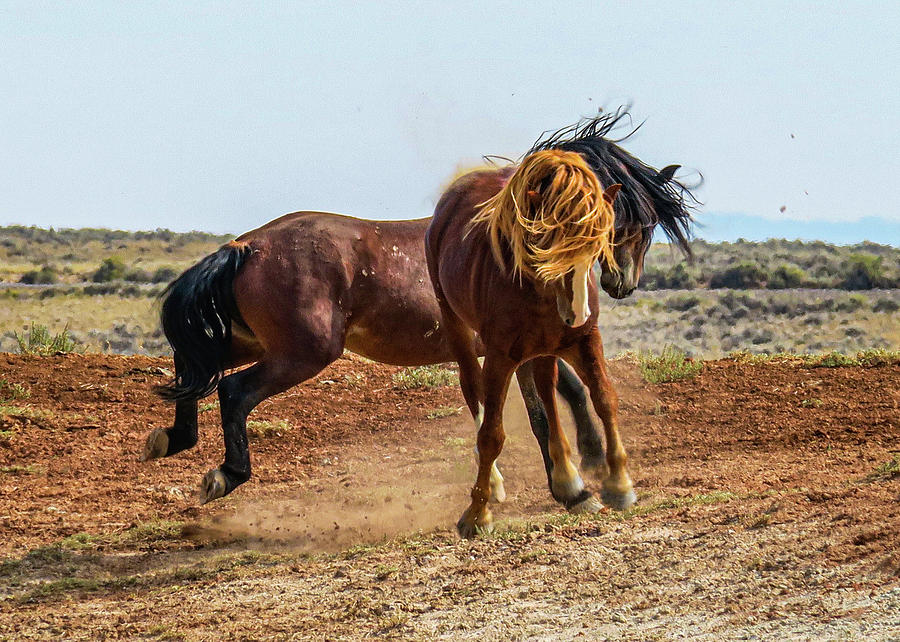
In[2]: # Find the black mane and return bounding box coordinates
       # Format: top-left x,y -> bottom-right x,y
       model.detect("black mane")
527,107 -> 698,255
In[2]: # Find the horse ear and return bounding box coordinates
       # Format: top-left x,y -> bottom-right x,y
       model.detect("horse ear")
602,183 -> 622,205
658,164 -> 680,182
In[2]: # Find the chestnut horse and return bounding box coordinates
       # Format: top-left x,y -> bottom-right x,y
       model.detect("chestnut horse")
426,113 -> 694,537
142,213 -> 608,504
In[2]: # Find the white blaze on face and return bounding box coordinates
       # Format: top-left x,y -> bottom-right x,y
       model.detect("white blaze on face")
571,261 -> 592,326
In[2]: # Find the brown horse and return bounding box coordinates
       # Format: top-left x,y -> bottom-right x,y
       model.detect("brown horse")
143,109 -> 694,513
426,113 -> 694,537
141,212 -> 608,504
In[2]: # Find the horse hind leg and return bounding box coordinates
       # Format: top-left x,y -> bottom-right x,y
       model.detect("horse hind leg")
563,330 -> 636,511
533,357 -> 603,514
141,354 -> 199,461
556,358 -> 608,480
200,348 -> 337,503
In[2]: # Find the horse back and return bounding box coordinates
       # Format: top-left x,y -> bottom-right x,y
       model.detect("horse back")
232,212 -> 455,365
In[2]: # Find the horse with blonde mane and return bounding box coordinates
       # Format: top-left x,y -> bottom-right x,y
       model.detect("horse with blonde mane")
426,112 -> 695,537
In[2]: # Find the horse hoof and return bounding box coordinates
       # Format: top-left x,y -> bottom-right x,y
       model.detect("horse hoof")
568,494 -> 605,514
140,428 -> 169,462
456,508 -> 493,539
200,469 -> 227,504
600,485 -> 637,511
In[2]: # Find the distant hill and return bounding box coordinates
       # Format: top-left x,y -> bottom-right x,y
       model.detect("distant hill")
1,225 -> 898,291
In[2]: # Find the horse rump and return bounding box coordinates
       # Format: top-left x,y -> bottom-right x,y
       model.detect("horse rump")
155,242 -> 252,401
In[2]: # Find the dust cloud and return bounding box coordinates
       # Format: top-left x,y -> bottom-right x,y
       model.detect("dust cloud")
186,379 -> 583,552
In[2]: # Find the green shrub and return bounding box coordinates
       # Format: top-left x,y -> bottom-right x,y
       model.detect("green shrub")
873,298 -> 899,313
840,254 -> 885,290
124,268 -> 153,283
709,262 -> 768,289
835,294 -> 867,313
666,293 -> 702,312
637,346 -> 703,383
14,323 -> 79,355
766,264 -> 808,289
642,263 -> 697,290
92,256 -> 127,282
19,265 -> 58,285
152,267 -> 179,283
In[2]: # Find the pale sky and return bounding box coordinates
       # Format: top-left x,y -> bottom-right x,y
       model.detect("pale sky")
2,1 -> 898,242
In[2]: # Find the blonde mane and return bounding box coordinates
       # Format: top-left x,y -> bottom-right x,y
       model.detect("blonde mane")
468,149 -> 618,283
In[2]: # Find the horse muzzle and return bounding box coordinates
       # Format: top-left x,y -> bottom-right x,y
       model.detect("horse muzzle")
599,272 -> 635,300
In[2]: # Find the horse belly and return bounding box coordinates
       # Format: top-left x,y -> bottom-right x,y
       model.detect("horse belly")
344,318 -> 453,366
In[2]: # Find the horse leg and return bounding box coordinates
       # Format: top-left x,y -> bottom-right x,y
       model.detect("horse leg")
556,358 -> 607,479
142,333 -> 263,461
456,352 -> 515,538
561,328 -> 636,511
533,357 -> 603,513
141,354 -> 198,461
440,305 -> 505,503
200,353 -> 334,503
516,361 -> 554,491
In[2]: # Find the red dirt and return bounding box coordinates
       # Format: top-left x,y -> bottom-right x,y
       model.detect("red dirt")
0,353 -> 898,638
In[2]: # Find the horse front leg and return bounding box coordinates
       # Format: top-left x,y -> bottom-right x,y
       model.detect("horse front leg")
440,307 -> 506,504
456,352 -> 515,538
533,357 -> 603,514
562,328 -> 636,511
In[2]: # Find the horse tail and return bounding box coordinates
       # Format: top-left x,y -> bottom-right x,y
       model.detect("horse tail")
155,241 -> 253,401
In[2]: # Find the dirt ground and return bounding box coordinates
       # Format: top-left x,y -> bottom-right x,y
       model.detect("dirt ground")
0,352 -> 898,640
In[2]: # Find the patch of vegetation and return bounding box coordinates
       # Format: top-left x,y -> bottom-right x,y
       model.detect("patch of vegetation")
443,436 -> 468,449
800,398 -> 823,408
665,293 -> 702,312
0,379 -> 30,402
246,418 -> 291,439
91,256 -> 127,282
729,349 -> 900,368
152,266 -> 179,283
391,365 -> 459,389
341,372 -> 366,388
841,253 -> 889,290
853,348 -> 900,366
766,264 -> 809,289
863,454 -> 900,483
427,406 -> 463,420
0,464 -> 46,475
19,265 -> 58,284
59,532 -> 101,550
709,262 -> 768,289
14,323 -> 80,355
0,404 -> 55,422
809,351 -> 856,368
117,520 -> 185,546
637,346 -> 703,383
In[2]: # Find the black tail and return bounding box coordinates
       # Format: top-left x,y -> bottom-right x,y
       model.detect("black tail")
156,243 -> 253,401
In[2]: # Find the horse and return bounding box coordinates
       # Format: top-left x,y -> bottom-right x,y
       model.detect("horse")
141,212 -> 610,505
425,111 -> 694,537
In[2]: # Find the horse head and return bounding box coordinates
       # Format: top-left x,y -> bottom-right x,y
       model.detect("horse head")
469,149 -> 621,327
526,110 -> 696,300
